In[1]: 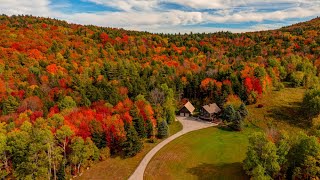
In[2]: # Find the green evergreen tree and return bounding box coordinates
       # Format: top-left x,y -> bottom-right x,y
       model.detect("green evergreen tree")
122,123 -> 143,157
130,105 -> 146,139
157,120 -> 168,139
238,103 -> 249,118
221,105 -> 236,121
146,120 -> 154,138
133,117 -> 146,139
230,111 -> 243,131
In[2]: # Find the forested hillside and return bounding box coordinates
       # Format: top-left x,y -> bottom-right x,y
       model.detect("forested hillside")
0,15 -> 319,179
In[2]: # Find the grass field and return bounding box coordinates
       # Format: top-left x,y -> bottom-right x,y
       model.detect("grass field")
78,120 -> 182,180
144,88 -> 307,179
246,87 -> 307,133
144,127 -> 255,180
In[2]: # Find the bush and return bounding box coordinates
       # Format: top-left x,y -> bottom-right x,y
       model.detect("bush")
148,136 -> 157,143
274,82 -> 285,91
99,147 -> 110,161
247,91 -> 257,105
257,104 -> 264,108
239,103 -> 249,118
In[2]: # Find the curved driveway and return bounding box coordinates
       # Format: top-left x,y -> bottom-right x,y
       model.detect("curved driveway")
129,116 -> 217,180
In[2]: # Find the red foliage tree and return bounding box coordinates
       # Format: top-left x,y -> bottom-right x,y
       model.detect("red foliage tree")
46,64 -> 58,75
244,77 -> 253,93
100,32 -> 109,45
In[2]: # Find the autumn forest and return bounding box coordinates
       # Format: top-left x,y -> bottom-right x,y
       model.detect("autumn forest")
0,15 -> 320,179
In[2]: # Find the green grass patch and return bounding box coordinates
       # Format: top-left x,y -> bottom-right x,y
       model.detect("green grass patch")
78,120 -> 183,180
145,127 -> 256,180
247,87 -> 307,133
169,120 -> 183,136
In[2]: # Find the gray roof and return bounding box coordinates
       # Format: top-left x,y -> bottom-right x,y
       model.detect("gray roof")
202,103 -> 221,114
183,101 -> 195,113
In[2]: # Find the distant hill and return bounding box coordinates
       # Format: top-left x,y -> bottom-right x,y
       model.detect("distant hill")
0,14 -> 319,179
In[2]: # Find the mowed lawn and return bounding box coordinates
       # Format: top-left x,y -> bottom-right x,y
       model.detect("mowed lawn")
145,127 -> 254,180
145,88 -> 307,180
78,120 -> 182,180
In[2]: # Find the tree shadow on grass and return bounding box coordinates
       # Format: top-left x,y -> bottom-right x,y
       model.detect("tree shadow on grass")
265,101 -> 311,129
217,125 -> 233,132
187,163 -> 249,180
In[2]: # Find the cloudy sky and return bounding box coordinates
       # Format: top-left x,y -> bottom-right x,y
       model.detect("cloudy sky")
0,0 -> 319,33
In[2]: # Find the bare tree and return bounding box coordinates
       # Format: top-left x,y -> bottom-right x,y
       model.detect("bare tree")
149,88 -> 165,105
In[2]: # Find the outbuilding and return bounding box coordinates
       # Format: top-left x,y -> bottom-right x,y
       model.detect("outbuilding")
199,103 -> 221,120
178,101 -> 195,117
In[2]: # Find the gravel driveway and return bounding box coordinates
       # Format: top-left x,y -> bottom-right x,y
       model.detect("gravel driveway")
128,116 -> 217,180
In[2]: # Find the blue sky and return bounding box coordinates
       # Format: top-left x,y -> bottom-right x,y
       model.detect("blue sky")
0,0 -> 319,33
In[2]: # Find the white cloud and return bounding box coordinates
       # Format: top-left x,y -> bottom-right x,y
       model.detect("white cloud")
61,10 -> 202,27
167,0 -> 314,10
83,0 -> 158,11
203,6 -> 320,23
0,0 -> 51,16
0,0 -> 319,33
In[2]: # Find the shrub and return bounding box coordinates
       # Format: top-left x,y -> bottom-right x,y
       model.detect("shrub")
274,82 -> 285,91
247,91 -> 257,105
257,104 -> 264,108
99,147 -> 110,161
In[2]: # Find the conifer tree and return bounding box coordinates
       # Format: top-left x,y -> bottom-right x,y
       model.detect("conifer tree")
239,103 -> 249,118
146,120 -> 154,138
133,117 -> 146,139
122,123 -> 143,157
157,120 -> 168,139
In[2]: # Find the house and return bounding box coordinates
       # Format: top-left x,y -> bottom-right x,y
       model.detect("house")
199,103 -> 221,120
178,101 -> 195,117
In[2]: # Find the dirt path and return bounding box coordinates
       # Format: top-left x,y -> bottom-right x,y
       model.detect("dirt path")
128,116 -> 217,180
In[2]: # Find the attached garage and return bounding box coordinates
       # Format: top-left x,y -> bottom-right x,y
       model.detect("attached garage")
178,101 -> 195,117
180,112 -> 190,117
